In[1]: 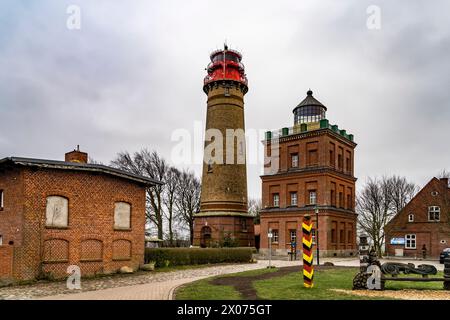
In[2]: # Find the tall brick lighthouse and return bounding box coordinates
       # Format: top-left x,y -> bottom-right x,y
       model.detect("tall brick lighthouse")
193,45 -> 255,248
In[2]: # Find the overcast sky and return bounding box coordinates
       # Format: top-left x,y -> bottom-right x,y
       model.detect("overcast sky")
0,0 -> 449,199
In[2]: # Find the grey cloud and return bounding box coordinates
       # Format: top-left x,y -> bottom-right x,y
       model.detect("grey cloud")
0,0 -> 449,199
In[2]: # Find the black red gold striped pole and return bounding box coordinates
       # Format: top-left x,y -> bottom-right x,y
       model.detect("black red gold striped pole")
302,214 -> 314,288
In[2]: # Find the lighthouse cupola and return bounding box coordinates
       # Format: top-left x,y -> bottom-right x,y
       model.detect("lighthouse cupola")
293,90 -> 327,124
203,44 -> 248,94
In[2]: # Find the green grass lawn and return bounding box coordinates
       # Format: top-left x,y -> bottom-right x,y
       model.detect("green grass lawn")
175,267 -> 445,300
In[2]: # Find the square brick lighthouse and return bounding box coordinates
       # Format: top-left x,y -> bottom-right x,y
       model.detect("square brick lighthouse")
260,90 -> 358,258
193,45 -> 255,248
0,148 -> 161,282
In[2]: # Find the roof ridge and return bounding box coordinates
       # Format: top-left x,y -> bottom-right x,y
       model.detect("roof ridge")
0,156 -> 162,186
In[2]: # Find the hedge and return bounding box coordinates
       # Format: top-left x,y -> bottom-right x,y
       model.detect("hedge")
144,247 -> 253,267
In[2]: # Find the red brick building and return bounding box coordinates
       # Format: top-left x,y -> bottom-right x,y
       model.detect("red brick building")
0,148 -> 160,282
260,90 -> 358,257
385,177 -> 450,259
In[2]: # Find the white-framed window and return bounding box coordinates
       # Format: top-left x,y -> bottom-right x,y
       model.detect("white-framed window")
309,191 -> 317,205
408,214 -> 414,222
0,235 -> 3,246
311,229 -> 316,244
114,202 -> 131,230
290,192 -> 298,206
46,196 -> 69,227
273,194 -> 280,207
0,190 -> 3,209
405,234 -> 416,249
272,229 -> 279,243
289,230 -> 297,243
291,154 -> 299,168
428,206 -> 440,221
431,191 -> 438,196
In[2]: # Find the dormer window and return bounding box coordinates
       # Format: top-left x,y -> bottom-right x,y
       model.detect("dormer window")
408,214 -> 414,222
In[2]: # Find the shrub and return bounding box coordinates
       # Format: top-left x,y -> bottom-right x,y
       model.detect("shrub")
144,247 -> 253,267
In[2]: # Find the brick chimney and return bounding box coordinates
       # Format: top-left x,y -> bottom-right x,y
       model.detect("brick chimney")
65,145 -> 88,164
440,177 -> 449,188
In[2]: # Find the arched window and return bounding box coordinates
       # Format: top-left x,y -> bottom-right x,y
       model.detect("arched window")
114,202 -> 131,230
46,196 -> 69,227
408,214 -> 414,222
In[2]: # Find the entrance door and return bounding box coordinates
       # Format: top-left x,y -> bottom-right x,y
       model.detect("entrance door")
200,226 -> 212,248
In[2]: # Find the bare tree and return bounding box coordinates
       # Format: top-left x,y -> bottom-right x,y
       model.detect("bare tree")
248,198 -> 262,224
88,157 -> 104,165
111,149 -> 168,240
175,170 -> 201,245
388,175 -> 419,214
357,175 -> 418,256
163,167 -> 181,245
438,169 -> 450,179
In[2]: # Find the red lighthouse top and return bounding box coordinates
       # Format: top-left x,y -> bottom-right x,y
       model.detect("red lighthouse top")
204,44 -> 248,90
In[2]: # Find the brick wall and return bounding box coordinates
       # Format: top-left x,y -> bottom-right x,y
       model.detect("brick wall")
259,209 -> 357,257
264,132 -> 355,176
0,246 -> 14,280
200,85 -> 248,213
0,166 -> 147,281
193,215 -> 255,247
0,168 -> 25,248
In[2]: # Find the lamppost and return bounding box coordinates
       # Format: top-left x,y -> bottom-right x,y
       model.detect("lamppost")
268,228 -> 272,269
315,205 -> 320,266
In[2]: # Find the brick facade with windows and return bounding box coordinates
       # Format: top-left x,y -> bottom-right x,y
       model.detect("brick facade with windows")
385,177 -> 450,259
260,91 -> 358,257
0,149 -> 160,281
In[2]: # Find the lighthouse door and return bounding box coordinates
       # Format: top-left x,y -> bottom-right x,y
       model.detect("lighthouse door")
200,226 -> 212,248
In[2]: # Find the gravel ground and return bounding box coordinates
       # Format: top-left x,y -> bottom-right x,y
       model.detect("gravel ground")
332,289 -> 450,300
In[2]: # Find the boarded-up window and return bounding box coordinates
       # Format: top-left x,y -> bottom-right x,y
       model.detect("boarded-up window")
114,202 -> 131,229
46,196 -> 69,227
80,239 -> 103,262
112,239 -> 132,260
308,150 -> 318,166
43,239 -> 69,263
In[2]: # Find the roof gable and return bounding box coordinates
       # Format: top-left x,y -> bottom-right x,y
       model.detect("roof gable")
386,177 -> 449,229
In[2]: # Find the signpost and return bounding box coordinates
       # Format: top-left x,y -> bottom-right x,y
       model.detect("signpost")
314,206 -> 320,266
268,228 -> 273,269
302,215 -> 314,288
390,237 -> 405,245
